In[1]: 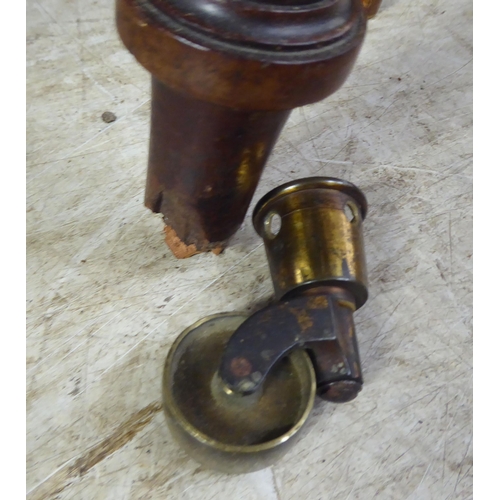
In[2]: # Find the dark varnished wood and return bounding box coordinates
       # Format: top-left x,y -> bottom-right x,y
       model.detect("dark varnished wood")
147,79 -> 290,256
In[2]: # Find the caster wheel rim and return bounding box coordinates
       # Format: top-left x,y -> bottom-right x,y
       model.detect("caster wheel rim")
162,313 -> 316,473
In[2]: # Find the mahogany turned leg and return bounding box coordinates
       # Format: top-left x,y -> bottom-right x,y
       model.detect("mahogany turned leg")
116,0 -> 367,258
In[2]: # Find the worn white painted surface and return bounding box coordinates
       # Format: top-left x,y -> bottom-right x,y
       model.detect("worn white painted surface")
27,0 -> 472,498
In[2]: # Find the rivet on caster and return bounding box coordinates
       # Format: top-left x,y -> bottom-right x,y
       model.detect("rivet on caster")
163,178 -> 369,473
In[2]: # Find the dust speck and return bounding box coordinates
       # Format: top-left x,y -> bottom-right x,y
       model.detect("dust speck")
101,111 -> 117,123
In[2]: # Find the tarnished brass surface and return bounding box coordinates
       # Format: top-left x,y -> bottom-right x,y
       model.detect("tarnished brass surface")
163,177 -> 369,471
163,314 -> 316,473
219,292 -> 363,402
253,177 -> 368,307
238,177 -> 369,403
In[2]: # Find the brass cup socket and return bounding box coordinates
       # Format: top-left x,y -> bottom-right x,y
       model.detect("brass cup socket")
253,177 -> 368,307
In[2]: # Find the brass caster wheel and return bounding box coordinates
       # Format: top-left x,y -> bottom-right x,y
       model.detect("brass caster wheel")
162,314 -> 316,474
162,176 -> 370,472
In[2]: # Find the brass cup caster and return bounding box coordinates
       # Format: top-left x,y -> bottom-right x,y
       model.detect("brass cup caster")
163,314 -> 316,474
220,177 -> 369,403
163,177 -> 369,472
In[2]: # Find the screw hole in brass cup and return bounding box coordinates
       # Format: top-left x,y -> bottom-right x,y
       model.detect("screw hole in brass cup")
264,212 -> 282,239
344,202 -> 358,223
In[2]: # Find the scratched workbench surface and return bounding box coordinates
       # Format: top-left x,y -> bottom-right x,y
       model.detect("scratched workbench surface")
27,0 -> 472,498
